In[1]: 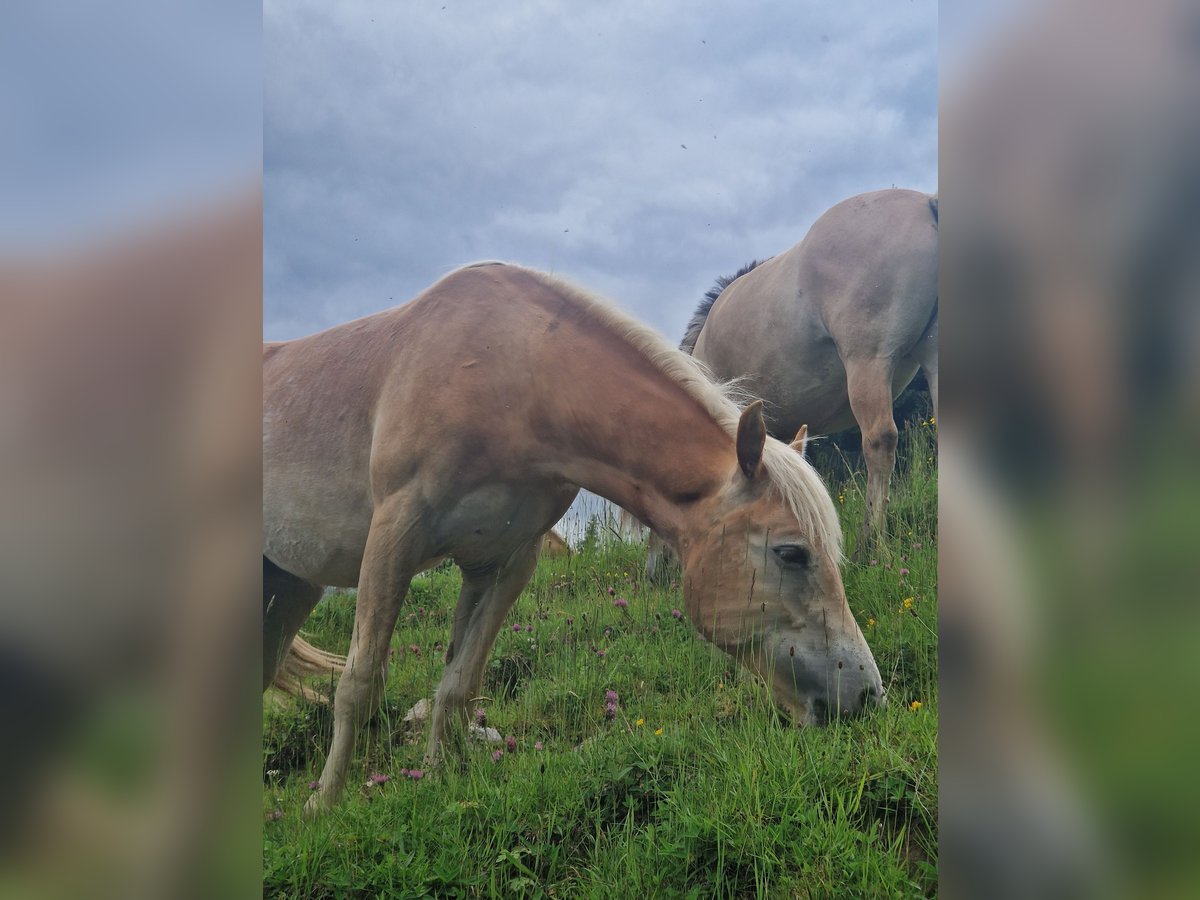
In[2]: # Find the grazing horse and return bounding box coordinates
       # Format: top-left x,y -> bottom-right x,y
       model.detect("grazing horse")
683,188 -> 938,557
263,262 -> 883,812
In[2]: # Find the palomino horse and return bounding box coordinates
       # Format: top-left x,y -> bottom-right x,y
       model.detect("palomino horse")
264,262 -> 883,812
684,188 -> 938,558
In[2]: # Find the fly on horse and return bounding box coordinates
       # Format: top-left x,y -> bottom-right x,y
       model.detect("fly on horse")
264,262 -> 884,812
682,188 -> 938,560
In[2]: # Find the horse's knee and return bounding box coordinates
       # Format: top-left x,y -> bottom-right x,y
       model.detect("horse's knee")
864,424 -> 898,460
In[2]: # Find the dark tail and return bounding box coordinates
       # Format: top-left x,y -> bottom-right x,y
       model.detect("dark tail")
929,195 -> 938,227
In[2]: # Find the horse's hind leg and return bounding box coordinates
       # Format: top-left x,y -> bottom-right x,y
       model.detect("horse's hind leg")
427,541 -> 540,764
913,317 -> 938,420
263,557 -> 323,691
307,496 -> 423,814
845,358 -> 899,556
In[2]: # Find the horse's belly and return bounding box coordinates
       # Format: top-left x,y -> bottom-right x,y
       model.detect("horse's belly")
263,473 -> 372,587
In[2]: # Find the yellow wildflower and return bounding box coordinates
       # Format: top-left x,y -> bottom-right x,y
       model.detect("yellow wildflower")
635,718 -> 645,727
867,617 -> 876,628
654,727 -> 663,735
903,597 -> 914,610
910,700 -> 923,711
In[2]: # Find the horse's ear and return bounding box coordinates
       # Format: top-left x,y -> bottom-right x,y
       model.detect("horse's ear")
736,400 -> 767,479
790,424 -> 808,457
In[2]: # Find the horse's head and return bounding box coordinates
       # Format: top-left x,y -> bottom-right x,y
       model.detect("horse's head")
679,401 -> 884,724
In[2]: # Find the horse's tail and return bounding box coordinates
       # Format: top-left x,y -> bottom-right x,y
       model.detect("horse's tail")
928,194 -> 938,227
679,258 -> 769,354
271,635 -> 346,701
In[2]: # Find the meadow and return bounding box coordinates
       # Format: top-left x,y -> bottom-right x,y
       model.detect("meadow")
263,421 -> 937,898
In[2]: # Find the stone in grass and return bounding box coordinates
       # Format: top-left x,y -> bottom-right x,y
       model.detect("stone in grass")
403,698 -> 432,728
469,724 -> 503,744
401,698 -> 502,744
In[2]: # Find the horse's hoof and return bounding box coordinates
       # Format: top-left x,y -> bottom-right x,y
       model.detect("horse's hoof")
302,792 -> 330,819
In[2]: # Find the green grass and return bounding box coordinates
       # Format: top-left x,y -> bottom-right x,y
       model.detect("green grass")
264,422 -> 937,898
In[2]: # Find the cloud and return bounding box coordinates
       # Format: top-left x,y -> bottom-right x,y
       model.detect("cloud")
265,0 -> 936,342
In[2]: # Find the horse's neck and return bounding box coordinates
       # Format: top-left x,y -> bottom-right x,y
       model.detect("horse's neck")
544,344 -> 734,547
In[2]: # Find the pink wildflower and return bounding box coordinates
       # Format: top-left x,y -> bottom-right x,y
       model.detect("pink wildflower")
533,741 -> 544,751
671,608 -> 682,619
900,568 -> 910,576
307,780 -> 320,791
614,597 -> 628,609
525,624 -> 533,633
604,689 -> 619,721
368,772 -> 390,785
506,735 -> 518,753
407,769 -> 425,780
491,749 -> 503,762
512,623 -> 522,633
474,706 -> 487,726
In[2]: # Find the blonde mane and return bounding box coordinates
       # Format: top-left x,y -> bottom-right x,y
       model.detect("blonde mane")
453,261 -> 844,558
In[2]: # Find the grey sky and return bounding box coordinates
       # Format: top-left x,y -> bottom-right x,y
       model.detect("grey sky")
265,0 -> 936,343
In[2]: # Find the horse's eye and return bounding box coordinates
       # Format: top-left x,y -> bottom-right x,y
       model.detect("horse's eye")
772,544 -> 811,568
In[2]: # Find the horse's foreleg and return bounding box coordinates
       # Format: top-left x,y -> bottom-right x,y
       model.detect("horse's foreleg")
846,358 -> 899,556
262,557 -> 323,691
305,498 -> 421,815
645,532 -> 667,583
645,532 -> 679,584
426,541 -> 540,765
